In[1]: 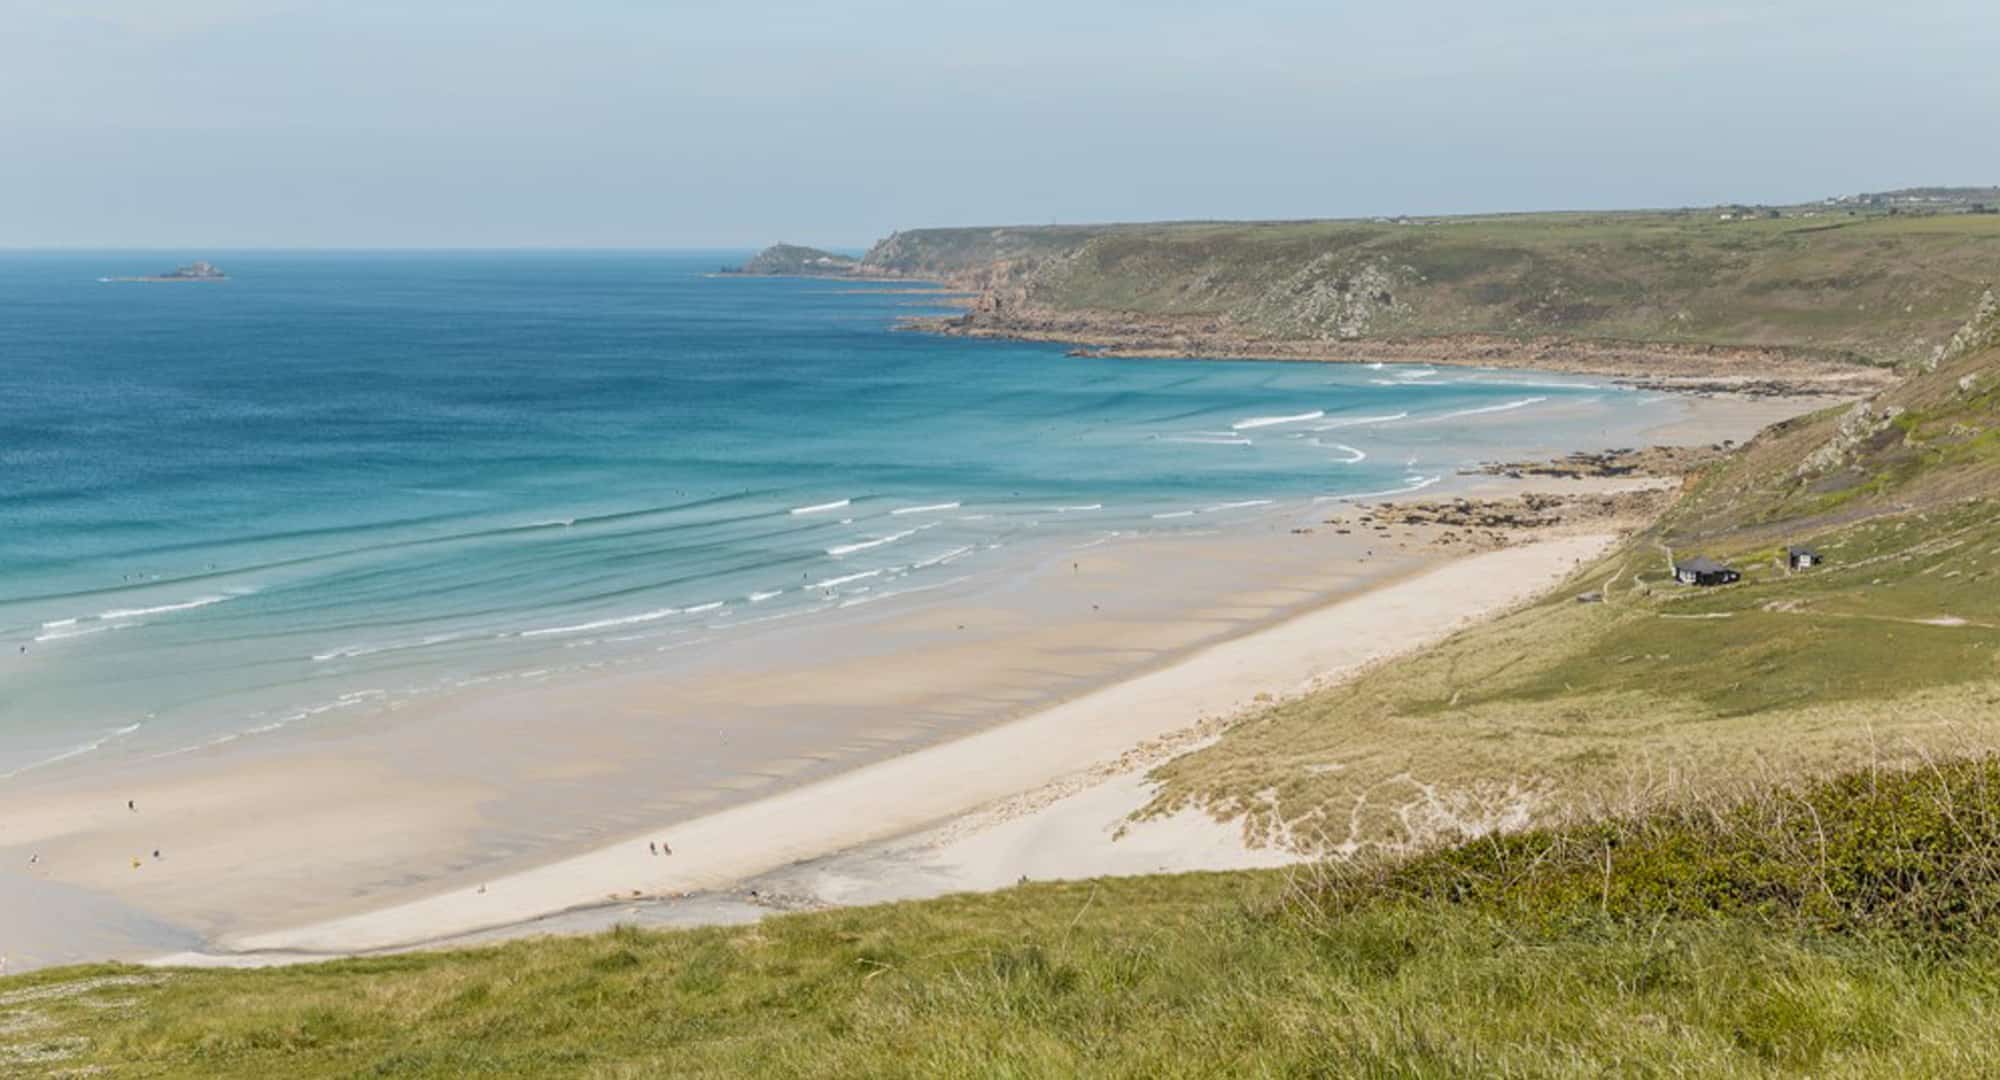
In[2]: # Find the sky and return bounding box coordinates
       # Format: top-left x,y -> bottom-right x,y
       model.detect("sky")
3,0 -> 1997,249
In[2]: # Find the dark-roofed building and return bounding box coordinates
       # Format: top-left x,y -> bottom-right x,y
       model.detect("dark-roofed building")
1674,556 -> 1740,586
1787,545 -> 1822,571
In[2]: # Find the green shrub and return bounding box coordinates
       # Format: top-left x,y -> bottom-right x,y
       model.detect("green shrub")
1309,756 -> 2000,949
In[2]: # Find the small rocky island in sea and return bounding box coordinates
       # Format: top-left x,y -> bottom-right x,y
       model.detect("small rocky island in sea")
107,260 -> 228,283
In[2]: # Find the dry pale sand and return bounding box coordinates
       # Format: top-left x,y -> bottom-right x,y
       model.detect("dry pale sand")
173,532 -> 1615,961
1641,392 -> 1836,446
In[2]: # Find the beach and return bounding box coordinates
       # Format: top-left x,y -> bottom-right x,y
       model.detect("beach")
192,528 -> 1618,961
0,385 -> 1821,972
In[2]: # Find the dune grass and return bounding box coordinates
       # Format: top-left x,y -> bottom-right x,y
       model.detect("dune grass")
12,760 -> 2000,1076
1141,494 -> 2000,854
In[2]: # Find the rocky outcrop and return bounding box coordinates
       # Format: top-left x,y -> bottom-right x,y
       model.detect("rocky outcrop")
1247,255 -> 1411,340
1928,287 -> 1999,372
1797,401 -> 1906,478
1472,445 -> 1731,481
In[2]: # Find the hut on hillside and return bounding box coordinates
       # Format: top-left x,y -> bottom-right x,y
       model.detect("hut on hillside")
1787,545 -> 1822,571
1674,556 -> 1740,586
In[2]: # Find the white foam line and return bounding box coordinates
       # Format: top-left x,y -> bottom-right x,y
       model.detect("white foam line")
683,601 -> 725,615
1,721 -> 144,780
747,589 -> 784,603
1414,397 -> 1547,423
33,623 -> 116,643
1459,377 -> 1603,390
1312,412 -> 1407,430
1164,436 -> 1253,447
1231,410 -> 1324,430
913,545 -> 976,569
808,569 -> 882,590
312,632 -> 472,663
828,522 -> 936,557
1203,499 -> 1275,513
97,595 -> 229,621
518,607 -> 683,638
1045,503 -> 1103,513
891,502 -> 960,516
1152,510 -> 1196,519
1310,441 -> 1368,463
1316,474 -> 1445,502
789,498 -> 851,515
836,576 -> 971,610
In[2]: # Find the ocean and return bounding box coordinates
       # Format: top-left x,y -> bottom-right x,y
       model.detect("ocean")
0,251 -> 1667,779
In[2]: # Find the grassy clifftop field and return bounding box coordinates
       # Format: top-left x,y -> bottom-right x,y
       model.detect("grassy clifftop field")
864,210 -> 2000,370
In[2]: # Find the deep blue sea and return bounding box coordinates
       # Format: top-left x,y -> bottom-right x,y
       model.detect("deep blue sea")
0,251 -> 1667,777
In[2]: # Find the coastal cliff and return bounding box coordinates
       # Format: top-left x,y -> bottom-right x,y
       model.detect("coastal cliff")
853,205 -> 2000,381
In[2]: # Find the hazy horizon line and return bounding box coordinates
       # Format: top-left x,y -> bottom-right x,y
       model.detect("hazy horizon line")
4,182 -> 1990,255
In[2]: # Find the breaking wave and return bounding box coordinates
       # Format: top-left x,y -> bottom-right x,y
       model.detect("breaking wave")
1417,397 -> 1548,423
518,607 -> 685,638
789,498 -> 851,515
1231,410 -> 1324,430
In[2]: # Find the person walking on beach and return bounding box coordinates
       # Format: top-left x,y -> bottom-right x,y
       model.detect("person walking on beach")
649,842 -> 658,856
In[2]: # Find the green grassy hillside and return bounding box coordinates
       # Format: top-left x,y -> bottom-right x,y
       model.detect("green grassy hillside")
865,212 -> 2000,366
1667,288 -> 2000,540
10,759 -> 2000,1077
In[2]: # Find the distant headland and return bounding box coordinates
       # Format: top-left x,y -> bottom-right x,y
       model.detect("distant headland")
104,260 -> 227,283
723,244 -> 858,277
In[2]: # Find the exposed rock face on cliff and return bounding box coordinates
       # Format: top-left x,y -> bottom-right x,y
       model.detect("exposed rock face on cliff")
1796,401 -> 1907,478
1929,287 -> 2000,371
1248,255 -> 1410,340
736,244 -> 859,276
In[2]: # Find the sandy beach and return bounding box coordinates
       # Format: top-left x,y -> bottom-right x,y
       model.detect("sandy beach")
0,389 -> 1822,972
166,530 -> 1616,961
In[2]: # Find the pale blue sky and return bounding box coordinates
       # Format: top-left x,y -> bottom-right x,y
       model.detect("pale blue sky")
4,1 -> 1996,248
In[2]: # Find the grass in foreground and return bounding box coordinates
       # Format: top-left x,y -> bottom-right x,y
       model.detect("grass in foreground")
10,759 -> 2000,1076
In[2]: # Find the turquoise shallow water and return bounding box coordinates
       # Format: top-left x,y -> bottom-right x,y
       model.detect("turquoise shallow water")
0,252 -> 1666,776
